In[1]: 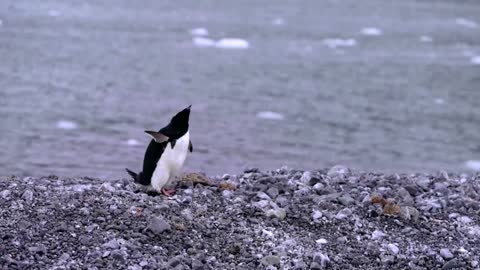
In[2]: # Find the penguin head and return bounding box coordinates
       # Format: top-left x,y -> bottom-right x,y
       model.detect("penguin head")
170,105 -> 191,130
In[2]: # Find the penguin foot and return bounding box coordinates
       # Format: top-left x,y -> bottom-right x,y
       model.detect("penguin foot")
161,188 -> 176,197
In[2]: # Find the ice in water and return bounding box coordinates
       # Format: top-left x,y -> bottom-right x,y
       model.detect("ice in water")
360,27 -> 383,36
455,18 -> 478,29
322,38 -> 357,49
190,28 -> 209,37
192,37 -> 216,47
470,56 -> 480,65
420,36 -> 433,42
56,120 -> 78,130
215,38 -> 250,49
126,139 -> 140,146
0,19 -> 3,26
257,111 -> 285,121
465,160 -> 480,171
272,18 -> 285,26
48,10 -> 61,17
434,98 -> 445,105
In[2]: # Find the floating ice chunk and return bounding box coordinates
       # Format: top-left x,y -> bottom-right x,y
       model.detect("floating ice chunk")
192,37 -> 216,47
56,120 -> 78,130
420,35 -> 433,42
126,139 -> 140,146
465,160 -> 480,171
215,38 -> 249,49
256,111 -> 284,120
434,98 -> 445,105
455,18 -> 478,28
272,18 -> 285,26
190,28 -> 209,37
0,19 -> 3,26
360,27 -> 383,36
48,10 -> 61,17
322,38 -> 357,49
470,56 -> 480,65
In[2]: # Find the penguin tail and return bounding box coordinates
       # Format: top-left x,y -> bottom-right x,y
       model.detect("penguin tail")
125,168 -> 139,183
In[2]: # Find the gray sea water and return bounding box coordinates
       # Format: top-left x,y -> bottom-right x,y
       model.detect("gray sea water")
1,0 -> 480,178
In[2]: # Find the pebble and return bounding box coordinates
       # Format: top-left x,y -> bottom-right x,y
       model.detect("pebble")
338,195 -> 355,206
1,189 -> 11,199
371,230 -> 386,240
387,244 -> 400,255
335,208 -> 352,219
21,190 -> 34,202
266,187 -> 279,199
261,255 -> 281,267
442,258 -> 461,270
144,216 -> 171,235
265,208 -> 286,220
313,252 -> 330,267
312,210 -> 323,220
440,248 -> 454,260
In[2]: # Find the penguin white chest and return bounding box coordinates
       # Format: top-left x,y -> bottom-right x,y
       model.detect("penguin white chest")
151,131 -> 190,190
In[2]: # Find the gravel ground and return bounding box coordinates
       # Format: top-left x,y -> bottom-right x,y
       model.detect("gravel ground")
1,167 -> 480,269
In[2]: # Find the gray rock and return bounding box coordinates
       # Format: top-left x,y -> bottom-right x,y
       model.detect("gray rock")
168,256 -> 183,267
300,171 -> 312,184
397,187 -> 414,206
313,252 -> 330,267
257,191 -> 271,200
261,255 -> 281,267
191,258 -> 204,270
400,206 -> 420,222
310,262 -> 322,269
28,245 -> 47,256
380,254 -> 395,264
442,259 -> 462,270
265,208 -> 286,219
338,195 -> 355,206
439,248 -> 454,260
335,208 -> 352,219
127,265 -> 142,270
293,259 -> 307,269
145,216 -> 171,235
222,190 -> 233,198
266,187 -> 279,199
111,250 -> 127,262
387,244 -> 399,255
312,210 -> 323,220
21,190 -> 34,202
371,230 -> 386,240
102,239 -> 121,250
101,182 -> 116,192
1,189 -> 12,199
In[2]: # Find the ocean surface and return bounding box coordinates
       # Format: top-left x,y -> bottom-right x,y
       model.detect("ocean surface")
1,0 -> 479,178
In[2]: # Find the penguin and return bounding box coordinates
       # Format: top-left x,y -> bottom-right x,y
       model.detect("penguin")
125,105 -> 193,196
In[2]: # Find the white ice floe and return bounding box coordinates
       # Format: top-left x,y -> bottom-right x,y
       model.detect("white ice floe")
434,98 -> 445,105
192,37 -> 216,47
256,111 -> 284,121
48,10 -> 61,17
465,160 -> 480,171
322,38 -> 357,49
455,18 -> 478,29
215,38 -> 250,49
56,120 -> 78,130
272,18 -> 285,26
360,27 -> 383,36
190,28 -> 209,37
126,139 -> 140,146
420,35 -> 433,42
470,56 -> 480,65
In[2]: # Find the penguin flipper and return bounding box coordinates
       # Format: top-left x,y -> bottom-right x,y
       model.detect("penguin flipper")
189,140 -> 193,152
125,168 -> 138,181
144,130 -> 169,143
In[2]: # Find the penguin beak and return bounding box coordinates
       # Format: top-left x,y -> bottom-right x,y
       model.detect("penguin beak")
187,105 -> 192,110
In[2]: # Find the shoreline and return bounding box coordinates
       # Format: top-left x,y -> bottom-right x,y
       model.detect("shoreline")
1,167 -> 479,269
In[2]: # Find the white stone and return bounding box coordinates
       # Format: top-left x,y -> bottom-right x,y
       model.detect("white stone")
387,243 -> 400,255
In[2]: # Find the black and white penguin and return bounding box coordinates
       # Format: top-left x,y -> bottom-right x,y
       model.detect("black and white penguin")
126,105 -> 193,196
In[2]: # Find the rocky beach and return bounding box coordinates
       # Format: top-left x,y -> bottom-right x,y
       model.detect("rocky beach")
1,167 -> 479,269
